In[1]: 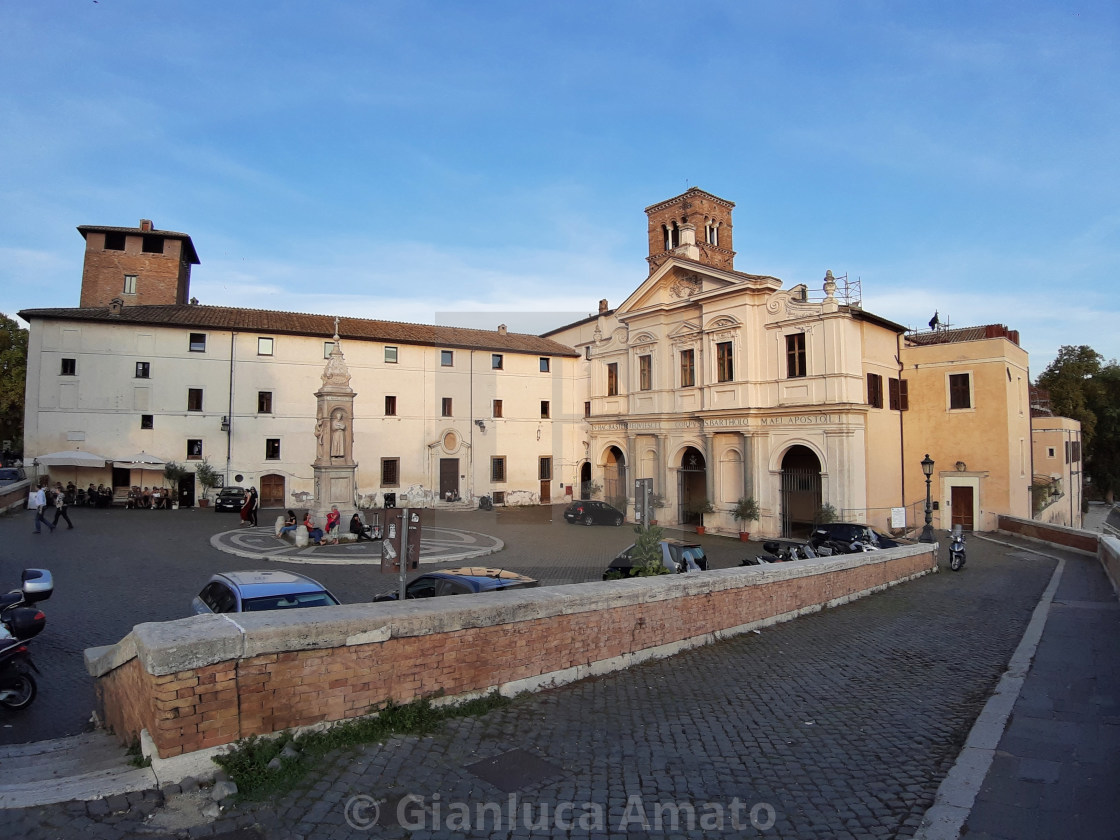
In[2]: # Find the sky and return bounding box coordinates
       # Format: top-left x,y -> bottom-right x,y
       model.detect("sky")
1,1 -> 1117,374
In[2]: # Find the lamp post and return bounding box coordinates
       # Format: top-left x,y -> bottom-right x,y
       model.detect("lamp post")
920,454 -> 935,543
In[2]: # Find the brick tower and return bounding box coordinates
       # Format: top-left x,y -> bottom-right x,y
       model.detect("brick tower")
644,188 -> 735,275
76,219 -> 200,308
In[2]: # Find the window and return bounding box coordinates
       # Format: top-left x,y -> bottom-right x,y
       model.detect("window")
539,456 -> 552,481
639,354 -> 652,391
323,341 -> 336,359
381,458 -> 400,486
680,349 -> 695,387
607,363 -> 619,396
716,341 -> 733,382
867,373 -> 883,408
187,439 -> 203,460
189,333 -> 206,353
949,373 -> 972,410
135,361 -> 150,378
257,391 -> 272,413
140,414 -> 153,429
492,491 -> 506,504
705,220 -> 719,246
187,388 -> 203,411
1047,447 -> 1056,458
265,439 -> 280,460
257,337 -> 274,356
491,456 -> 506,482
493,399 -> 503,418
889,378 -> 909,411
1071,441 -> 1081,463
786,333 -> 806,378
141,235 -> 164,254
60,358 -> 76,376
541,400 -> 550,419
442,397 -> 452,417
492,354 -> 503,370
123,274 -> 137,295
441,350 -> 453,367
385,395 -> 397,416
584,401 -> 591,418
384,346 -> 398,364
104,232 -> 126,251
539,357 -> 550,373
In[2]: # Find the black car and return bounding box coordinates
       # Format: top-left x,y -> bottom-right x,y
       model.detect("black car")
373,567 -> 539,601
604,539 -> 708,579
563,500 -> 624,526
214,486 -> 246,512
810,522 -> 904,551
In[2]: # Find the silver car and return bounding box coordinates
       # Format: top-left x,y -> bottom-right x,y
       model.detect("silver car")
191,570 -> 340,614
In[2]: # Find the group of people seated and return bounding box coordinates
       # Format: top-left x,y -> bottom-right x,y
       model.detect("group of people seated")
125,485 -> 174,509
277,507 -> 381,545
77,483 -> 115,507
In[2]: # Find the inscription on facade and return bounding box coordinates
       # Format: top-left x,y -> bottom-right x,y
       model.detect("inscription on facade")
593,414 -> 836,433
759,414 -> 835,426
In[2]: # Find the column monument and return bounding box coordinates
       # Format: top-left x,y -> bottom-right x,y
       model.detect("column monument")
312,320 -> 357,525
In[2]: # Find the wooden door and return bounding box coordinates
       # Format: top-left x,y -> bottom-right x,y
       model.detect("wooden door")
260,474 -> 285,508
539,481 -> 551,503
439,459 -> 459,500
951,486 -> 974,530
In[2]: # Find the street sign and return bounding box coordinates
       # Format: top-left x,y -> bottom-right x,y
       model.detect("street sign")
380,508 -> 422,574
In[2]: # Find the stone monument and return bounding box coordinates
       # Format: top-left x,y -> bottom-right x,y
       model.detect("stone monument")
312,320 -> 357,526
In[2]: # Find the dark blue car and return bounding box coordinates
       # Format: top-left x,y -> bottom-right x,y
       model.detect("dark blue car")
373,567 -> 538,601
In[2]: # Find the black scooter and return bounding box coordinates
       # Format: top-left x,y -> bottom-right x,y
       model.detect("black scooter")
948,525 -> 967,571
0,569 -> 53,710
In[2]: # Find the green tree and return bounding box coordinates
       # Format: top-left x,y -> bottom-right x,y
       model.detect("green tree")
631,523 -> 669,576
0,314 -> 28,455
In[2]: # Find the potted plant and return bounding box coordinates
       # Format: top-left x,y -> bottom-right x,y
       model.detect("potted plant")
688,497 -> 715,535
194,458 -> 221,508
733,496 -> 760,541
816,503 -> 838,526
649,493 -> 667,525
163,461 -> 187,509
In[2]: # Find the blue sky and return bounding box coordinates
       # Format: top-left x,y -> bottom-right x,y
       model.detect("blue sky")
2,1 -> 1117,373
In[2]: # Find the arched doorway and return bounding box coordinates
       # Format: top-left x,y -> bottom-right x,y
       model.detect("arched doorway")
781,445 -> 821,537
603,447 -> 627,508
260,473 -> 285,509
678,446 -> 707,525
580,462 -> 592,500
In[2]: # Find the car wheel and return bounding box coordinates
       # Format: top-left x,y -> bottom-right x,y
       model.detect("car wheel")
613,515 -> 623,526
583,514 -> 595,526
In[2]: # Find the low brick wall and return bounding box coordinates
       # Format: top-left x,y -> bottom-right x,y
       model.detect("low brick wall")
997,514 -> 1099,554
86,546 -> 936,758
1100,536 -> 1120,598
0,479 -> 30,515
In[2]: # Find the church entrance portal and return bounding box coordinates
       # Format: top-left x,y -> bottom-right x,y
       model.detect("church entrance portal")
781,445 -> 822,537
678,447 -> 707,525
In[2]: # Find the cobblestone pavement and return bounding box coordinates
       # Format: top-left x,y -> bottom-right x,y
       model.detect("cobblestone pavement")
4,533 -> 1065,838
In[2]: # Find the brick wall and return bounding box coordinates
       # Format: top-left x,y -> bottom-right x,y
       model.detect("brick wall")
997,514 -> 1099,554
87,547 -> 936,758
80,232 -> 187,308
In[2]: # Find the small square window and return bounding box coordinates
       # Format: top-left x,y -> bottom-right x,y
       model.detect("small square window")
60,358 -> 76,376
189,333 -> 206,353
381,458 -> 400,487
441,350 -> 454,367
324,341 -> 336,359
442,397 -> 453,417
492,354 -> 503,370
258,391 -> 272,413
104,232 -> 126,251
187,439 -> 203,460
188,388 -> 203,411
385,395 -> 397,416
1047,447 -> 1056,458
135,361 -> 150,378
491,456 -> 506,483
385,346 -> 398,364
140,414 -> 153,429
265,439 -> 281,460
123,274 -> 137,295
539,357 -> 550,373
492,491 -> 506,504
493,399 -> 503,418
257,337 -> 274,356
541,400 -> 550,419
141,235 -> 164,254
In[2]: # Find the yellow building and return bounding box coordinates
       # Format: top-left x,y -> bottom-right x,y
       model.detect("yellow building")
1031,415 -> 1083,528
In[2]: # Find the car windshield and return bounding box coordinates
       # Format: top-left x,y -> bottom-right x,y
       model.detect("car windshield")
242,592 -> 340,611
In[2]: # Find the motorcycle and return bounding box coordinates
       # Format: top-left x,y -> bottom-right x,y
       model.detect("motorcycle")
809,528 -> 876,556
0,569 -> 53,710
742,540 -> 823,565
948,525 -> 966,571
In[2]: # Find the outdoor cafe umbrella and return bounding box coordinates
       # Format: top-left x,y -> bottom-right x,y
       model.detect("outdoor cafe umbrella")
113,451 -> 167,487
33,449 -> 111,484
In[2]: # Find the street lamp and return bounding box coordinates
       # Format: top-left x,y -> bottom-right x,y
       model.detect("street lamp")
920,454 -> 935,543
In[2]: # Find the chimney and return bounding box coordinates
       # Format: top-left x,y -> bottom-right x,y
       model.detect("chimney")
498,324 -> 507,335
599,299 -> 608,314
108,297 -> 124,315
139,219 -> 153,232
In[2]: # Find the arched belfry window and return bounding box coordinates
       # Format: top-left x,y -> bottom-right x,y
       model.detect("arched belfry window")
663,221 -> 681,251
705,219 -> 720,246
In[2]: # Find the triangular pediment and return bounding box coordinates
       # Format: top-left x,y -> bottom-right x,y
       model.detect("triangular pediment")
615,258 -> 782,317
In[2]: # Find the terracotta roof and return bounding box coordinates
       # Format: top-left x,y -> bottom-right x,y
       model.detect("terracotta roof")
905,324 -> 1020,347
17,304 -> 581,357
77,225 -> 200,264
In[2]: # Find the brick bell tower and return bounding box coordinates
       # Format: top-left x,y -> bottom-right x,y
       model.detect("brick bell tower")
644,188 -> 735,275
76,219 -> 200,308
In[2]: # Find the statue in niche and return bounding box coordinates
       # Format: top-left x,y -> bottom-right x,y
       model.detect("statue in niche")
315,417 -> 327,461
330,408 -> 347,459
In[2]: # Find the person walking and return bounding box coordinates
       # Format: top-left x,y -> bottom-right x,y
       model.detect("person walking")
51,482 -> 73,530
30,482 -> 54,534
249,486 -> 259,527
240,488 -> 252,526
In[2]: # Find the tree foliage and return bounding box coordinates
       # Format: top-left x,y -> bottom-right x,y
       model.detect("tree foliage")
1037,345 -> 1120,498
0,313 -> 28,455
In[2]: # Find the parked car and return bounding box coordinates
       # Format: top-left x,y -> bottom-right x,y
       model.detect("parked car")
603,539 -> 708,579
214,486 -> 246,512
191,570 -> 340,614
0,467 -> 27,485
373,567 -> 539,601
810,522 -> 906,551
563,500 -> 625,526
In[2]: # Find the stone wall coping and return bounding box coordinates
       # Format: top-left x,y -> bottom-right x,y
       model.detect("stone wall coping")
999,513 -> 1098,542
85,544 -> 934,678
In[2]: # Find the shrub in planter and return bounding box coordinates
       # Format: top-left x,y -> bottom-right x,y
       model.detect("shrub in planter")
733,496 -> 760,540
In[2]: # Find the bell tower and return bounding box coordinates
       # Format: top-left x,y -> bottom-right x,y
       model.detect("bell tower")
645,188 -> 735,275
